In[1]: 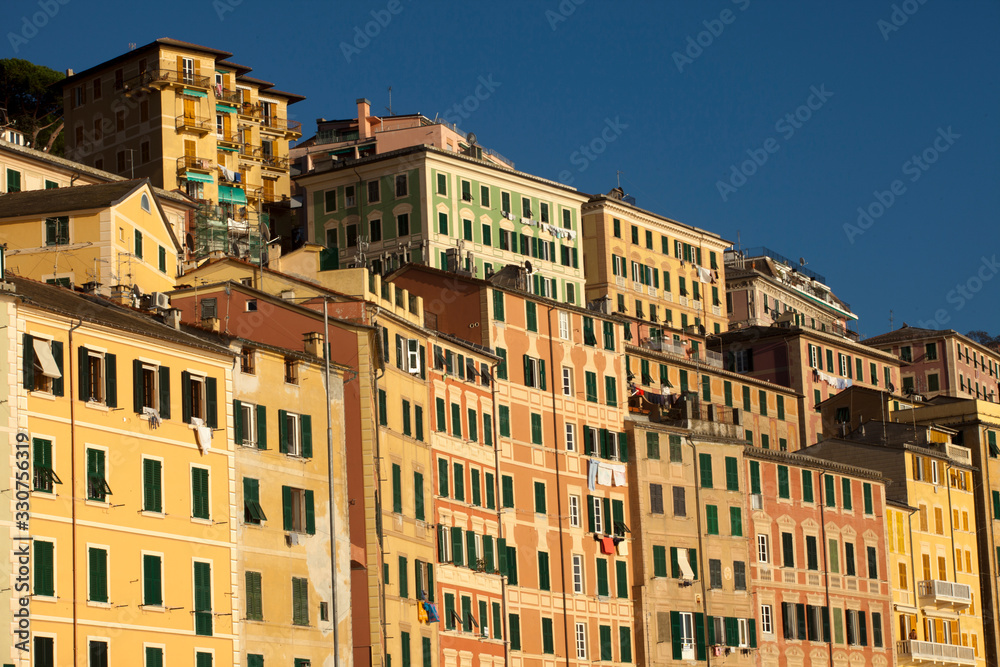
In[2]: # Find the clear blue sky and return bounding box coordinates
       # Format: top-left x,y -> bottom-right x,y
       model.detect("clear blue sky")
8,0 -> 999,338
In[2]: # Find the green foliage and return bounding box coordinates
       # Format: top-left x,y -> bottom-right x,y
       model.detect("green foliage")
0,58 -> 65,153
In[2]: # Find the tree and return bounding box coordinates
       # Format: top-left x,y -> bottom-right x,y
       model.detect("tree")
967,330 -> 1000,349
0,58 -> 65,154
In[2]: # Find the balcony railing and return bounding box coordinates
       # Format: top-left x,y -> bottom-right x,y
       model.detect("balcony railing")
917,580 -> 972,606
177,155 -> 213,174
260,153 -> 290,170
215,87 -> 242,104
259,116 -> 303,135
216,129 -> 241,145
123,67 -> 211,92
896,640 -> 976,666
176,115 -> 212,133
239,144 -> 263,160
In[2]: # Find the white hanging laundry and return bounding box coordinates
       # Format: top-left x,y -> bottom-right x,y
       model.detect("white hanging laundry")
597,464 -> 613,487
696,266 -> 713,283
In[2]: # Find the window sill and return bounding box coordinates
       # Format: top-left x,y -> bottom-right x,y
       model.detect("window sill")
85,499 -> 110,507
85,401 -> 110,411
28,390 -> 57,401
32,490 -> 56,498
140,510 -> 165,519
139,604 -> 166,612
87,600 -> 112,609
191,517 -> 213,526
32,595 -> 57,602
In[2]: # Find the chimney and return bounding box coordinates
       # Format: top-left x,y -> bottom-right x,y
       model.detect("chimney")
303,332 -> 325,358
65,68 -> 74,77
163,308 -> 182,330
356,98 -> 372,139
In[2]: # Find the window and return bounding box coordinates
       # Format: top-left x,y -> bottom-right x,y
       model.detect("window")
562,366 -> 573,396
760,604 -> 773,634
673,486 -> 686,516
86,448 -> 111,501
87,546 -> 108,603
243,477 -> 267,525
842,478 -> 853,510
279,410 -> 312,457
292,577 -> 309,625
32,437 -> 60,493
845,542 -> 856,576
650,484 -> 663,514
181,372 -> 217,427
730,507 -> 743,536
565,422 -> 576,451
709,559 -> 722,589
525,301 -> 537,331
193,560 -> 213,636
669,435 -> 682,462
79,347 -> 116,406
523,355 -> 546,389
142,458 -> 162,512
283,486 -> 316,534
605,376 -> 617,406
734,560 -> 747,590
534,481 -> 547,514
699,453 -> 713,488
89,641 -> 108,667
575,622 -> 587,658
778,466 -> 790,499
569,494 -> 581,527
757,534 -> 770,563
7,168 -> 22,192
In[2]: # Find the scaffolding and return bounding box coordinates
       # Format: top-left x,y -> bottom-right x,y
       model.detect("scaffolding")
193,202 -> 268,264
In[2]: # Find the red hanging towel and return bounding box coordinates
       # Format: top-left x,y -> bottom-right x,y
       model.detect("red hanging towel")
600,537 -> 616,555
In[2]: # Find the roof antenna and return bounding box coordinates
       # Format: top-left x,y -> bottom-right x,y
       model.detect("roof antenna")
385,86 -> 392,116
889,309 -> 894,330
616,170 -> 623,189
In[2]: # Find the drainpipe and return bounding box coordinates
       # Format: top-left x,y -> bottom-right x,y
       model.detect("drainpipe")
816,464 -> 834,667
67,318 -> 83,666
323,299 -> 341,667
370,307 -> 387,665
544,305 -> 571,667
689,433 -> 711,664
944,460 -> 962,647
488,359 -> 508,667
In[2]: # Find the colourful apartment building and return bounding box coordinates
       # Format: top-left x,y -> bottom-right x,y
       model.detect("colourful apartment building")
10,276 -> 237,667
862,326 -> 1000,402
296,144 -> 588,306
581,187 -> 731,341
803,424 -> 986,667
55,38 -> 303,262
904,399 -> 1000,666
710,325 -> 902,447
745,448 -> 893,667
724,246 -> 857,337
292,98 -> 514,173
627,397 -> 758,665
0,180 -> 181,293
625,340 -> 802,452
389,264 -> 635,667
427,334 -> 503,667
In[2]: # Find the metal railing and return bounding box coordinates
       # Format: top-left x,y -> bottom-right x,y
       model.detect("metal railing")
176,114 -> 212,132
896,640 -> 975,664
259,116 -> 303,134
216,129 -> 241,144
215,88 -> 242,104
124,67 -> 211,91
260,153 -> 290,170
177,155 -> 213,173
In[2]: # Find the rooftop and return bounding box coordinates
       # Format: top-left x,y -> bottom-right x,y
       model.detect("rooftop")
0,179 -> 149,218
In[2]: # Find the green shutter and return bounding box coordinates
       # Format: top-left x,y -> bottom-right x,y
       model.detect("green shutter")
699,453 -> 713,488
438,458 -> 449,497
509,613 -> 521,650
750,461 -> 761,494
192,467 -> 209,519
671,611 -> 682,659
616,559 -> 628,598
454,462 -> 465,501
304,489 -> 315,534
778,466 -> 790,498
725,456 -> 738,491
730,507 -> 743,536
104,352 -> 117,407
863,483 -> 873,514
436,398 -> 446,432
204,376 -> 216,428
143,554 -> 162,605
485,472 -> 495,509
600,625 -> 613,660
146,647 -> 164,667
282,485 -> 293,530
158,366 -> 171,419
502,475 -> 514,508
256,404 -> 267,449
451,527 -> 464,567
414,472 -> 424,520
392,464 -> 402,513
300,414 -> 312,458
597,559 -> 608,596
399,556 -> 408,598
193,561 -> 212,636
802,470 -> 814,503
842,478 -> 852,510
88,547 -> 107,603
143,458 -> 162,512
825,474 -> 836,507
653,545 -> 667,577
233,399 -> 244,444
538,551 -> 550,590
133,359 -> 144,412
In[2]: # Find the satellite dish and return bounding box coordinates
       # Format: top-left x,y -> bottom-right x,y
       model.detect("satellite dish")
524,260 -> 533,273
799,257 -> 806,266
467,132 -> 478,145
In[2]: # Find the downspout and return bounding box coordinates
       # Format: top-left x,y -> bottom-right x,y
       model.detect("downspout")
944,460 -> 961,646
488,359 -> 508,667
323,299 -> 341,667
370,307 -> 387,664
689,434 -> 711,664
817,464 -> 834,667
67,318 -> 83,666
545,305 -> 571,667
983,424 -> 1000,661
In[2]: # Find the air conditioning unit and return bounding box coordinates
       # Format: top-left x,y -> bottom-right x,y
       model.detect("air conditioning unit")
285,532 -> 299,546
751,494 -> 763,510
152,292 -> 171,310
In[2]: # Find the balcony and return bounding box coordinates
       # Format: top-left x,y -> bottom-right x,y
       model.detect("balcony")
239,144 -> 263,161
216,129 -> 241,147
896,640 -> 976,666
176,155 -> 213,175
176,114 -> 212,134
917,580 -> 972,607
123,67 -> 211,93
260,153 -> 290,171
259,116 -> 303,137
215,87 -> 242,105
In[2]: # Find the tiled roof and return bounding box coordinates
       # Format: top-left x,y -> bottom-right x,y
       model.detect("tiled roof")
0,180 -> 147,218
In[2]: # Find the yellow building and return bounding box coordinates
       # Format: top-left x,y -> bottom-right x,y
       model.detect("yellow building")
11,275 -> 237,666
230,336 -> 353,667
1,180 -> 181,294
1,136 -> 196,244
581,188 -> 731,340
904,399 -> 1000,665
1,274 -> 16,659
55,38 -> 303,261
803,423 -> 986,667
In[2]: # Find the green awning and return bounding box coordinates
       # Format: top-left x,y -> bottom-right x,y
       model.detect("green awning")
182,89 -> 207,98
218,145 -> 239,152
216,104 -> 235,113
218,185 -> 247,205
184,171 -> 214,183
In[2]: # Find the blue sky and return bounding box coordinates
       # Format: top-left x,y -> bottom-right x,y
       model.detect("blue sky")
8,0 -> 999,337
